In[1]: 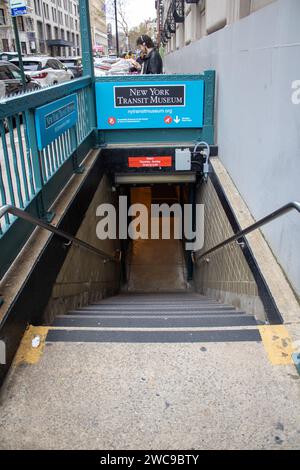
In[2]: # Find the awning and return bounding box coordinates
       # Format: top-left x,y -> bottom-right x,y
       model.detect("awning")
46,39 -> 74,47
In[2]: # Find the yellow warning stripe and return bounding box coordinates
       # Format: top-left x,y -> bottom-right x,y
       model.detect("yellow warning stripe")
258,325 -> 295,365
14,326 -> 49,365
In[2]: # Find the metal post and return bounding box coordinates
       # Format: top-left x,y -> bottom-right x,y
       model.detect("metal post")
79,0 -> 94,78
79,0 -> 96,130
12,16 -> 26,90
187,183 -> 196,281
114,0 -> 120,57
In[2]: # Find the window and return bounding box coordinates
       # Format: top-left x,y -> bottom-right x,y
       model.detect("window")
63,0 -> 67,10
10,66 -> 22,80
56,60 -> 65,70
26,17 -> 34,31
21,42 -> 27,54
64,14 -> 69,27
46,24 -> 51,40
17,17 -> 25,31
43,3 -> 49,19
40,40 -> 46,53
58,11 -> 63,24
46,59 -> 59,69
70,18 -> 73,29
2,39 -> 9,51
0,66 -> 12,80
0,8 -> 5,25
37,21 -> 43,39
34,0 -> 41,16
11,61 -> 41,71
52,7 -> 57,22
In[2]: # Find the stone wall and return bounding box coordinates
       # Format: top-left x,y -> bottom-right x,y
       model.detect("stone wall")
43,174 -> 121,323
194,174 -> 266,322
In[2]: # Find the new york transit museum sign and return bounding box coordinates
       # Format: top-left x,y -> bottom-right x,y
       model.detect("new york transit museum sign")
96,79 -> 204,130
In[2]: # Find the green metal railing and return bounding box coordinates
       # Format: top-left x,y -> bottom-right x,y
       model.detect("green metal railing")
0,72 -> 95,279
0,0 -> 95,254
0,77 -> 94,238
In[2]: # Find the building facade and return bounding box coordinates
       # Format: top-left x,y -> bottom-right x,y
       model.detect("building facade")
89,0 -> 108,55
0,0 -> 81,56
158,0 -> 300,298
157,0 -> 275,52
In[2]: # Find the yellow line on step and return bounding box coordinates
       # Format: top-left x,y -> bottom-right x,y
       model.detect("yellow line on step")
14,326 -> 49,365
258,325 -> 295,365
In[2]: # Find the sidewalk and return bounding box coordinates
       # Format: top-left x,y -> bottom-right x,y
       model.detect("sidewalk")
0,330 -> 300,449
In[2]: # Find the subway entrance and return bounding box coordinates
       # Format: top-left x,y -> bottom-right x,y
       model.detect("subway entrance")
121,184 -> 193,293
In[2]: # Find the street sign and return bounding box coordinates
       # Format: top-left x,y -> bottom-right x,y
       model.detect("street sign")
128,156 -> 173,168
10,0 -> 27,16
96,79 -> 204,130
35,94 -> 78,150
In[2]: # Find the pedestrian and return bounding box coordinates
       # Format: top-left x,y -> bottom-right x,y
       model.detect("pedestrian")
136,35 -> 163,75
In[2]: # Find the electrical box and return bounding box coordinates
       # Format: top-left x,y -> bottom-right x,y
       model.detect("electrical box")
175,148 -> 191,171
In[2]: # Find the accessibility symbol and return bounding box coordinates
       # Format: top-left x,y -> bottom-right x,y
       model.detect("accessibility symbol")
108,117 -> 116,126
164,115 -> 173,125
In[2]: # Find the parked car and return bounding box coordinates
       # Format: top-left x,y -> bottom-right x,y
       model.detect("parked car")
10,56 -> 74,87
57,56 -> 83,78
0,60 -> 41,99
0,52 -> 19,61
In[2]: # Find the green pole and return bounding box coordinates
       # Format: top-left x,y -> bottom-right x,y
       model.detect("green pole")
12,16 -> 26,90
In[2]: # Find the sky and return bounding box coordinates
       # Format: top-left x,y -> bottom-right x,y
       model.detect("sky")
106,0 -> 156,29
126,0 -> 156,28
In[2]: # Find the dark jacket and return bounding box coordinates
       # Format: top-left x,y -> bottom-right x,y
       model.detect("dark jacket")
142,49 -> 163,75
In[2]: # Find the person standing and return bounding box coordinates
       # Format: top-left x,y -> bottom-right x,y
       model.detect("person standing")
136,35 -> 163,75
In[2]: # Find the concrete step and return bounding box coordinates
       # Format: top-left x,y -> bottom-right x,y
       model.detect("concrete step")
67,309 -> 247,316
49,293 -> 261,344
73,305 -> 238,311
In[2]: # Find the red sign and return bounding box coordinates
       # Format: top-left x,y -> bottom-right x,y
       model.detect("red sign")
164,115 -> 173,125
108,117 -> 116,125
128,156 -> 172,168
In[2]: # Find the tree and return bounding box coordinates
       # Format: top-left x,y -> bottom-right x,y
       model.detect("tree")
106,0 -> 130,51
128,22 -> 149,52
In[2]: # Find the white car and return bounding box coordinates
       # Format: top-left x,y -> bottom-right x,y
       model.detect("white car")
10,56 -> 74,87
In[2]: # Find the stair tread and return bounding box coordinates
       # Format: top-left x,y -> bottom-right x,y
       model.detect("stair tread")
73,305 -> 239,311
53,315 -> 257,328
66,310 -> 248,317
46,329 -> 262,343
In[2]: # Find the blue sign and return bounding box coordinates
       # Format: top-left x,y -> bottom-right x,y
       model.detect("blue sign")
11,6 -> 27,15
96,79 -> 204,130
10,0 -> 27,16
35,94 -> 78,150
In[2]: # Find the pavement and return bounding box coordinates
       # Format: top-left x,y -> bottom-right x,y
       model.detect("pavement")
0,327 -> 300,450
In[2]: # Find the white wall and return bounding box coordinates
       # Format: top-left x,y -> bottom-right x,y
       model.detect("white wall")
164,0 -> 300,297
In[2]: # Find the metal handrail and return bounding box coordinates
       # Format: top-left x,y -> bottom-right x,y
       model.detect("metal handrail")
192,201 -> 300,264
0,205 -> 121,264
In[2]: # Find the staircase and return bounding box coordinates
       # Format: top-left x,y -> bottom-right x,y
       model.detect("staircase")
47,293 -> 262,344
